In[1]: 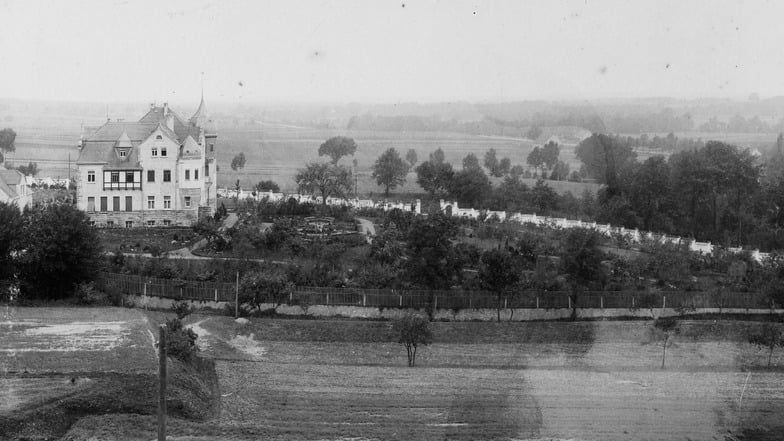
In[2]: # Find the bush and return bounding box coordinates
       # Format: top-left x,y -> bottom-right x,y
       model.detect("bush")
164,317 -> 199,362
74,282 -> 108,305
171,300 -> 193,319
396,313 -> 433,367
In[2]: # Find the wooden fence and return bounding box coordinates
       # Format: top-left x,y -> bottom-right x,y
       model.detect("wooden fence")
95,272 -> 776,310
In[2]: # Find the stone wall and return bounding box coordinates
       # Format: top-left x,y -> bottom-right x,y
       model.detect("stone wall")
122,294 -> 783,321
89,209 -> 198,227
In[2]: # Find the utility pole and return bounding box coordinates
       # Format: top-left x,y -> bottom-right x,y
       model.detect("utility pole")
158,324 -> 167,441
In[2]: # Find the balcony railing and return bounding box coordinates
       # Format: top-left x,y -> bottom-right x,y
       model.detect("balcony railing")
103,182 -> 142,190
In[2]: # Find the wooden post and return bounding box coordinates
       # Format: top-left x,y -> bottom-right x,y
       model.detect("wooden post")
363,294 -> 367,307
399,295 -> 402,307
235,272 -> 239,318
663,295 -> 666,310
601,296 -> 604,309
504,297 -> 507,309
158,325 -> 167,441
214,288 -> 218,302
536,296 -> 539,309
568,295 -> 571,310
434,295 -> 437,310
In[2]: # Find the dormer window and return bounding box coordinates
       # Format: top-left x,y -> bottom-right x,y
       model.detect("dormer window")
119,150 -> 127,157
156,135 -> 163,140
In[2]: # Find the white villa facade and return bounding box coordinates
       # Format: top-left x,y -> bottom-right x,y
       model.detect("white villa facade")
76,99 -> 217,227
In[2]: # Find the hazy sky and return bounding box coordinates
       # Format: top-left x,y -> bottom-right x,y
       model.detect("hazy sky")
1,0 -> 783,104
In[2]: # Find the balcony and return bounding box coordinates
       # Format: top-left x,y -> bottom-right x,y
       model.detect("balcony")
103,181 -> 142,190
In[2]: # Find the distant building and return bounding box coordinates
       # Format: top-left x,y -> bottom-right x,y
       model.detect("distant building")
76,98 -> 217,227
0,169 -> 33,211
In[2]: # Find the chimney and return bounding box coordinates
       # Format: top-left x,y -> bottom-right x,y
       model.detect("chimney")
163,102 -> 169,116
166,114 -> 174,131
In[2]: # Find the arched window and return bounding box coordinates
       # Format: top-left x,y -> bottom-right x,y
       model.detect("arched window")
156,135 -> 163,140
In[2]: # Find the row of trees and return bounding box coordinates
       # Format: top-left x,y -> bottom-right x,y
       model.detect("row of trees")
575,133 -> 784,249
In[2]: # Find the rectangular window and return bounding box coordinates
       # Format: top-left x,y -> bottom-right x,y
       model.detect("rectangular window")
111,172 -> 119,183
184,196 -> 191,208
119,150 -> 127,157
161,147 -> 167,157
125,196 -> 132,212
100,196 -> 107,211
163,170 -> 171,182
194,169 -> 199,180
205,164 -> 209,176
112,196 -> 120,211
147,220 -> 155,226
185,170 -> 190,180
147,196 -> 155,209
87,197 -> 95,211
164,196 -> 171,209
125,221 -> 133,228
163,219 -> 171,226
147,170 -> 155,182
125,172 -> 134,182
87,171 -> 95,182
151,148 -> 158,157
106,220 -> 114,227
209,143 -> 214,152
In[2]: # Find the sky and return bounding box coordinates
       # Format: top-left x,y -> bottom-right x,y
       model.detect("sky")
1,0 -> 783,105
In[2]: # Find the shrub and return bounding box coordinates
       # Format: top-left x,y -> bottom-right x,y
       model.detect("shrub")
74,282 -> 108,305
164,317 -> 199,362
171,300 -> 193,319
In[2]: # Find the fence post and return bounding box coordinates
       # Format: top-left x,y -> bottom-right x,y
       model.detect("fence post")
632,296 -> 635,308
235,272 -> 239,319
536,296 -> 539,309
663,295 -> 666,310
601,296 -> 603,309
504,297 -> 507,309
568,295 -> 571,310
214,288 -> 218,303
363,294 -> 366,307
434,295 -> 437,310
399,295 -> 402,307
289,291 -> 293,304
180,287 -> 183,299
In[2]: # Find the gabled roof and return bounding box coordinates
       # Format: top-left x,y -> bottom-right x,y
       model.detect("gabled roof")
0,170 -> 24,199
115,130 -> 132,148
139,105 -> 200,142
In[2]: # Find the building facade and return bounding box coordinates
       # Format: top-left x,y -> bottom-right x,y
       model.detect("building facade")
76,99 -> 217,227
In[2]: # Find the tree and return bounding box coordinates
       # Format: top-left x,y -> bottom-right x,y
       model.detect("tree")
255,180 -> 280,193
0,202 -> 22,281
526,125 -> 542,140
575,134 -> 636,192
748,323 -> 784,367
406,149 -> 418,168
397,314 -> 433,367
530,180 -> 559,213
479,249 -> 522,322
430,148 -> 446,164
448,167 -> 492,208
415,157 -> 454,198
15,162 -> 38,176
230,152 -> 246,171
509,164 -> 525,179
463,153 -> 481,171
0,128 -> 16,163
318,136 -> 357,164
295,162 -> 353,205
628,156 -> 671,231
372,148 -> 409,196
549,160 -> 570,181
17,204 -> 102,300
498,157 -> 511,176
483,149 -> 499,175
239,272 -> 294,314
541,141 -> 560,171
526,147 -> 544,176
561,228 -> 605,319
404,213 -> 461,290
648,317 -> 680,369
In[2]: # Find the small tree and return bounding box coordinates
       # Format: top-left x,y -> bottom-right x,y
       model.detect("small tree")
239,272 -> 294,315
397,314 -> 433,367
255,180 -> 280,193
0,128 -> 16,163
318,136 -> 357,164
230,152 -> 246,172
479,249 -> 521,322
648,317 -> 680,369
748,323 -> 784,367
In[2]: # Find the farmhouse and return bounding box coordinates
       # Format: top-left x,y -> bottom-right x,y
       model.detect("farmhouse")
0,169 -> 33,211
76,98 -> 217,227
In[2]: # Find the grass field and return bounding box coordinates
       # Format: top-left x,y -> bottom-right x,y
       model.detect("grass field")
68,316 -> 777,441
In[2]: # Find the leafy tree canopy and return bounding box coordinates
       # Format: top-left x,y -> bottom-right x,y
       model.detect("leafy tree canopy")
372,147 -> 409,196
318,136 -> 357,164
295,162 -> 353,205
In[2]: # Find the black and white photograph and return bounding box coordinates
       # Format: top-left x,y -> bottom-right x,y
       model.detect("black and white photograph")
1,1 -> 784,440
